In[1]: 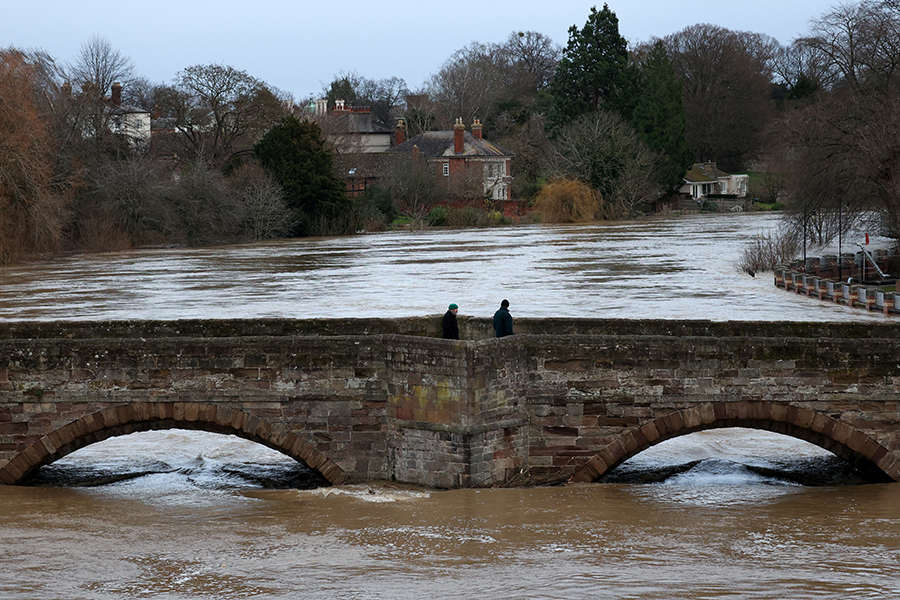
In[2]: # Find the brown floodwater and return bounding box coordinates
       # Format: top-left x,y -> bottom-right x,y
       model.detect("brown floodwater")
1,214 -> 898,599
3,464 -> 900,599
0,212 -> 888,322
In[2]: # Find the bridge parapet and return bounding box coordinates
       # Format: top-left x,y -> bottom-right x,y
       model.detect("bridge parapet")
2,318 -> 900,488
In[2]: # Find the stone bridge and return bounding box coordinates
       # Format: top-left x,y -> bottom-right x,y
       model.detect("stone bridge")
1,318 -> 899,489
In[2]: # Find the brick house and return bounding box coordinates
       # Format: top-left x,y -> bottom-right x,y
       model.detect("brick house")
387,118 -> 514,202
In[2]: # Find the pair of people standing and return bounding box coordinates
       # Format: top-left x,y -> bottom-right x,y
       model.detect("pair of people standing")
442,300 -> 514,339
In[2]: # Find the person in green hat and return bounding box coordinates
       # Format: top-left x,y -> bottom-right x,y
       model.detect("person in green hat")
442,303 -> 459,339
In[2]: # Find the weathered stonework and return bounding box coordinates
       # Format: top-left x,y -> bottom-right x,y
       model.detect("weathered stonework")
1,318 -> 900,488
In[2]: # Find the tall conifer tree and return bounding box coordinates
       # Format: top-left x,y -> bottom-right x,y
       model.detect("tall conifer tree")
548,4 -> 628,131
627,41 -> 693,189
254,116 -> 351,236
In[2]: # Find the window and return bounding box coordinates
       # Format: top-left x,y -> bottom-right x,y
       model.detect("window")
442,163 -> 449,177
484,161 -> 504,179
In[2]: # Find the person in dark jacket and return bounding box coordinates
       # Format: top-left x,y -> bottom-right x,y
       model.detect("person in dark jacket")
493,299 -> 513,338
442,303 -> 459,339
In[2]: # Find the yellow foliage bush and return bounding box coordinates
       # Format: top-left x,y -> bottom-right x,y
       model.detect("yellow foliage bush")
532,179 -> 602,223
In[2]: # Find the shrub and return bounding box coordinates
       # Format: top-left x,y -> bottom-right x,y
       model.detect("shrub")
229,163 -> 295,240
445,207 -> 487,228
426,206 -> 449,226
485,210 -> 512,227
356,185 -> 398,228
532,179 -> 601,223
736,228 -> 800,274
75,207 -> 133,253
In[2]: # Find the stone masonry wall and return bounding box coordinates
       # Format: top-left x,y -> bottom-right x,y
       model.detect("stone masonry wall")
3,318 -> 900,488
520,330 -> 900,482
0,328 -> 397,484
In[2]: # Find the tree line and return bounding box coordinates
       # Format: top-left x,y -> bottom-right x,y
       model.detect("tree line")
1,1 -> 898,264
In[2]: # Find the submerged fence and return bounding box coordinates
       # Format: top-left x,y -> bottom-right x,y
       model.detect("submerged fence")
774,248 -> 899,316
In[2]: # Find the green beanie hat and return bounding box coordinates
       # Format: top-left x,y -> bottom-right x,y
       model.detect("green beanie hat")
449,303 -> 458,310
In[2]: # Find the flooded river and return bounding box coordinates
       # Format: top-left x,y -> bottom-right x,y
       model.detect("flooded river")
0,212 -> 885,322
1,213 -> 898,599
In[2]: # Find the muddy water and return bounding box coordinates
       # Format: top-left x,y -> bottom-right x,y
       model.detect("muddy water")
0,213 -> 887,321
2,214 -> 898,599
4,454 -> 900,599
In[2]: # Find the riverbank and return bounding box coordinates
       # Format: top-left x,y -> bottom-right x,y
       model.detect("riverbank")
774,248 -> 899,316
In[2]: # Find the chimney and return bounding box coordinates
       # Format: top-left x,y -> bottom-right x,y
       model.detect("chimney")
315,99 -> 328,115
453,117 -> 465,154
471,118 -> 482,140
111,82 -> 122,106
396,118 -> 406,145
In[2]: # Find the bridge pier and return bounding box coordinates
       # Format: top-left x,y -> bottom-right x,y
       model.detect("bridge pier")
2,318 -> 900,488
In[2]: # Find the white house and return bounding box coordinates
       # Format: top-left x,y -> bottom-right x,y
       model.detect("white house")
680,162 -> 749,200
107,82 -> 151,149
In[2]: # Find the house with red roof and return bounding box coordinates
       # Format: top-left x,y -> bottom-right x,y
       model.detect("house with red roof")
387,118 -> 513,202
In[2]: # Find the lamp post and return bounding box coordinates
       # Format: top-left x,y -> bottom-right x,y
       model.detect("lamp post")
837,200 -> 850,282
838,199 -> 843,282
803,207 -> 809,264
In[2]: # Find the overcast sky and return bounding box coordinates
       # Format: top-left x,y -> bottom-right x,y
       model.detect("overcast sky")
4,1 -> 834,100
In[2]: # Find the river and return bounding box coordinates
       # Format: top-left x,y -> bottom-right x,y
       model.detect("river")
1,213 -> 897,599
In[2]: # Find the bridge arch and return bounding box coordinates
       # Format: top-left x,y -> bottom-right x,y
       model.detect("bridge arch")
0,402 -> 347,486
571,401 -> 899,484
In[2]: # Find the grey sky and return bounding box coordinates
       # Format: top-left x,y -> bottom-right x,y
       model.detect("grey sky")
4,1 -> 833,100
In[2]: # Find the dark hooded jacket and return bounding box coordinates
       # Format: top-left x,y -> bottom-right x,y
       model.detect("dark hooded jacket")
493,306 -> 513,337
442,310 -> 459,339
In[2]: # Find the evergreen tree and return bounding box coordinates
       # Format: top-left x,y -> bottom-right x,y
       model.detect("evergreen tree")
254,116 -> 352,236
627,41 -> 693,190
548,4 -> 628,131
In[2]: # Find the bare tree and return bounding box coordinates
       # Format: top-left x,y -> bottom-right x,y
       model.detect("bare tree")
492,110 -> 551,198
62,35 -> 137,158
798,0 -> 900,92
776,1 -> 900,243
80,156 -> 172,248
772,40 -> 829,97
229,162 -> 295,240
427,42 -> 505,129
550,110 -> 661,218
358,76 -> 410,132
381,154 -> 448,228
426,32 -> 559,135
663,24 -> 778,171
170,160 -> 246,245
67,34 -> 134,99
172,64 -> 289,168
0,48 -> 69,263
422,31 -> 558,196
497,31 -> 561,93
321,71 -> 410,132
